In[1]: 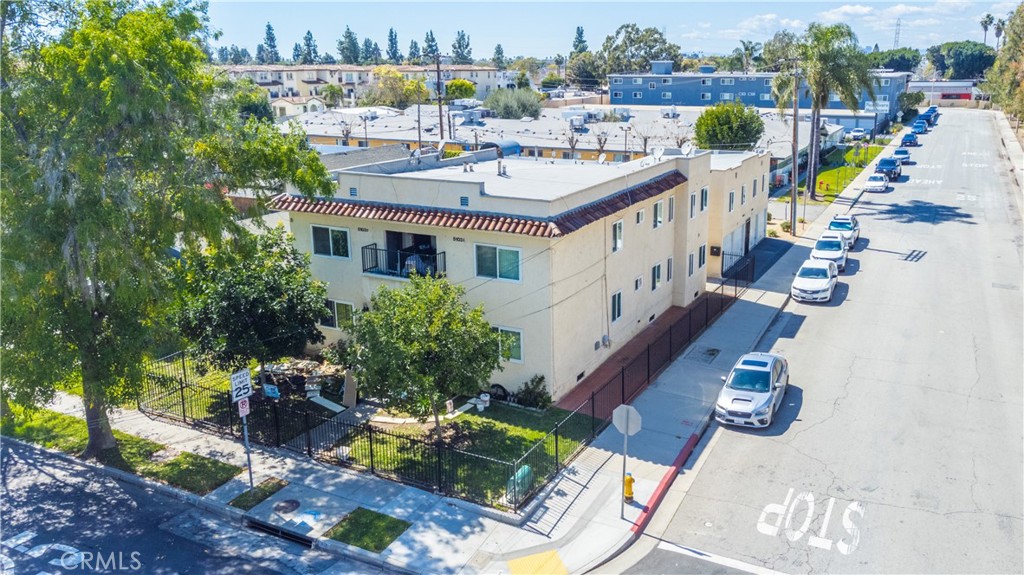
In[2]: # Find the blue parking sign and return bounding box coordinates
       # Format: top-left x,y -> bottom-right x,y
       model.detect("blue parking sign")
263,383 -> 280,399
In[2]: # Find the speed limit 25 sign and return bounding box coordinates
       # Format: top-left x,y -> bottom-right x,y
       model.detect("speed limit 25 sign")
230,369 -> 253,403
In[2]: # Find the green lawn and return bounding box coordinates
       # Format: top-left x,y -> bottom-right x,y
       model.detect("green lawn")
1,409 -> 241,495
324,507 -> 411,553
229,477 -> 289,510
776,144 -> 887,206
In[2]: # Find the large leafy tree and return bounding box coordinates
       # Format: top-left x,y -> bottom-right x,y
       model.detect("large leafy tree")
386,27 -> 401,64
349,275 -> 508,441
451,29 -> 472,64
772,23 -> 874,200
0,0 -> 334,458
172,227 -> 327,382
867,47 -> 922,72
734,39 -> 762,73
300,30 -> 319,64
445,78 -> 476,101
694,101 -> 765,150
363,66 -> 429,108
566,51 -> 602,90
928,41 -> 996,79
984,4 -> 1023,121
263,22 -> 280,63
598,24 -> 682,75
761,30 -> 800,71
337,26 -> 359,64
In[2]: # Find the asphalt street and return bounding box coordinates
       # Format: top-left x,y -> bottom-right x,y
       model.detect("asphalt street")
627,108 -> 1024,574
0,441 -> 392,575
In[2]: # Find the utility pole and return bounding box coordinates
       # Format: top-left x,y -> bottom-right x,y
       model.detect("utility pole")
416,103 -> 422,150
435,55 -> 445,140
791,66 -> 800,237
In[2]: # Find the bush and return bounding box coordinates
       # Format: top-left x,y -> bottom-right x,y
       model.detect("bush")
514,375 -> 552,410
768,229 -> 779,238
320,339 -> 350,367
780,220 -> 792,232
483,88 -> 541,119
766,212 -> 773,222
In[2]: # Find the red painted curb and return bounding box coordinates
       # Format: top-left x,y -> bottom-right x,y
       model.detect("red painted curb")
630,431 -> 700,534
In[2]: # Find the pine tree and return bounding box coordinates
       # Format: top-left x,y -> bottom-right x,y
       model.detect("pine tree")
493,44 -> 506,70
217,45 -> 229,63
301,30 -> 319,64
371,41 -> 383,64
572,26 -> 588,56
264,22 -> 280,63
387,27 -> 402,63
423,30 -> 439,61
361,37 -> 374,64
452,30 -> 472,64
292,42 -> 302,63
338,26 -> 360,64
408,39 -> 421,64
256,43 -> 267,64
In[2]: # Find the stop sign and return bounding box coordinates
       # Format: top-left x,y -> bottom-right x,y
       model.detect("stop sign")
612,404 -> 641,436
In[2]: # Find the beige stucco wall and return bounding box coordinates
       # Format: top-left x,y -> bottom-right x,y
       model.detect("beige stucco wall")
707,152 -> 771,278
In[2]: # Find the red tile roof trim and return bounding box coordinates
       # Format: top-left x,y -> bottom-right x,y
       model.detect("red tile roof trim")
272,171 -> 686,238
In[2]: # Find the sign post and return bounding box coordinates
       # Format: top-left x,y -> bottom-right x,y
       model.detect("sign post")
230,369 -> 255,491
612,404 -> 642,519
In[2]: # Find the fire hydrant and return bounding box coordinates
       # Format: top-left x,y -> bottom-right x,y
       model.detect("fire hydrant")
624,472 -> 635,503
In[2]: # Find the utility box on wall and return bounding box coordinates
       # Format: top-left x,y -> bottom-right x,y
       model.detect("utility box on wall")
710,246 -> 722,256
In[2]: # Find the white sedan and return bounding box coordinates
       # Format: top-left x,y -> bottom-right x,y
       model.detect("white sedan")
715,352 -> 790,428
864,174 -> 888,193
791,259 -> 839,303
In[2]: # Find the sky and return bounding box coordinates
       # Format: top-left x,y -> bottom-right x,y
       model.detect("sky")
206,0 -> 1019,59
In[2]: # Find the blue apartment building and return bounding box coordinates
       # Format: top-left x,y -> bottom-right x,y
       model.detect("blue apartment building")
609,61 -> 910,130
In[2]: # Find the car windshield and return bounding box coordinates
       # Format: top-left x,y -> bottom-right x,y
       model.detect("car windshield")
815,240 -> 843,251
879,159 -> 897,166
728,368 -> 771,392
829,221 -> 853,231
798,266 -> 829,279
868,176 -> 885,182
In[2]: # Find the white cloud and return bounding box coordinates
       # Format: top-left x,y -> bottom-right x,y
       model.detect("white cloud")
720,14 -> 804,41
906,17 -> 943,27
698,22 -> 712,29
818,4 -> 875,24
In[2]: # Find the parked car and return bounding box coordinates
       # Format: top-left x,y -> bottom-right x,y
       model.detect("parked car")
811,231 -> 848,271
875,157 -> 903,180
714,352 -> 789,428
791,259 -> 839,303
892,148 -> 912,164
848,128 -> 867,140
912,121 -> 928,134
901,133 -> 919,147
864,174 -> 889,193
827,214 -> 860,248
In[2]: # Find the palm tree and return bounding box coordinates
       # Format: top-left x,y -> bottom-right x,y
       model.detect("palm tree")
321,84 -> 345,108
981,14 -> 995,45
995,19 -> 1006,49
738,40 -> 763,73
772,23 -> 875,201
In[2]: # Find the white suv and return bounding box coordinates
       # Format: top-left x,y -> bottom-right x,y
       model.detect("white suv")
811,231 -> 848,272
715,353 -> 790,428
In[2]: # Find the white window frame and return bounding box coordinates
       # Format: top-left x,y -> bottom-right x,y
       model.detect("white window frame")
720,78 -> 735,85
651,263 -> 662,291
632,91 -> 643,99
311,225 -> 351,259
667,257 -> 674,282
700,92 -> 711,101
320,299 -> 354,330
636,209 -> 645,225
611,291 -> 622,323
699,244 -> 707,268
879,78 -> 891,86
612,91 -> 623,99
688,252 -> 695,277
495,326 -> 524,362
720,92 -> 734,101
760,93 -> 772,101
662,78 -> 672,85
612,220 -> 624,253
764,78 -> 771,86
653,201 -> 664,228
753,179 -> 758,197
649,82 -> 657,89
690,192 -> 697,218
612,78 -> 623,84
633,77 -> 643,84
701,78 -> 712,86
701,186 -> 709,211
634,276 -> 643,291
662,92 -> 672,99
668,196 -> 675,222
729,191 -> 735,212
475,243 -> 521,282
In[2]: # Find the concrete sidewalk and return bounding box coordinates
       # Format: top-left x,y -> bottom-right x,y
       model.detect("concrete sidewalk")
40,140 -> 885,574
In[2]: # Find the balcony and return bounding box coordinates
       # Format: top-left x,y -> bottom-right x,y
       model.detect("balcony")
361,243 -> 446,278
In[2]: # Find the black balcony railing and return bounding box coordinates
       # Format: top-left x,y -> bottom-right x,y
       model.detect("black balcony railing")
361,244 -> 446,278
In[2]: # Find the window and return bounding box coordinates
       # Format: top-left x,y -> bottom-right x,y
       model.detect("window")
830,93 -> 841,102
760,93 -> 772,101
636,209 -> 645,225
720,92 -> 734,101
699,244 -> 707,268
753,179 -> 758,197
632,91 -> 643,99
741,185 -> 746,205
633,78 -> 643,84
764,79 -> 771,86
688,253 -> 695,277
612,91 -> 623,98
662,92 -> 672,99
475,244 -> 520,281
653,201 -> 664,228
649,82 -> 657,89
312,225 -> 350,258
612,78 -> 623,84
701,78 -> 712,86
611,292 -> 622,323
878,94 -> 889,102
662,78 -> 672,85
635,276 -> 643,291
495,327 -> 523,362
701,186 -> 709,210
320,300 -> 354,329
690,192 -> 697,218
879,78 -> 891,86
612,220 -> 623,253
651,264 -> 662,291
721,78 -> 735,85
729,191 -> 735,212
667,257 -> 674,282
700,93 -> 711,101
668,196 -> 675,222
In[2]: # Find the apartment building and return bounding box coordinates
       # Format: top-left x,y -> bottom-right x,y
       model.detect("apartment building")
270,148 -> 769,400
705,151 -> 772,277
608,61 -> 911,125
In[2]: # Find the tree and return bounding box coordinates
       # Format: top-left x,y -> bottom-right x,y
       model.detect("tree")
563,128 -> 581,158
515,70 -> 531,89
408,39 -> 421,64
301,30 -> 319,64
995,19 -> 1006,50
572,26 -> 588,57
492,44 -> 506,70
509,56 -> 541,76
445,78 -> 476,101
772,23 -> 874,200
320,53 -> 336,64
553,53 -> 566,76
693,101 -> 764,150
1,0 -> 335,459
363,66 -> 429,108
631,122 -> 659,156
598,24 -> 683,75
348,275 -> 507,441
735,40 -> 762,73
292,42 -> 302,63
233,79 -> 274,122
451,30 -> 472,64
321,84 -> 346,108
423,30 -> 439,61
386,27 -> 401,63
484,88 -> 541,119
217,45 -> 230,63
360,37 -> 374,64
263,22 -> 280,63
897,90 -> 925,114
540,73 -> 563,89
338,26 -> 359,64
255,44 -> 267,64
172,227 -> 327,385
762,30 -> 799,71
981,13 -> 995,45
592,129 -> 610,157
228,45 -> 251,65
867,47 -> 922,72
928,41 -> 996,78
566,51 -> 602,90
983,4 -> 1023,121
